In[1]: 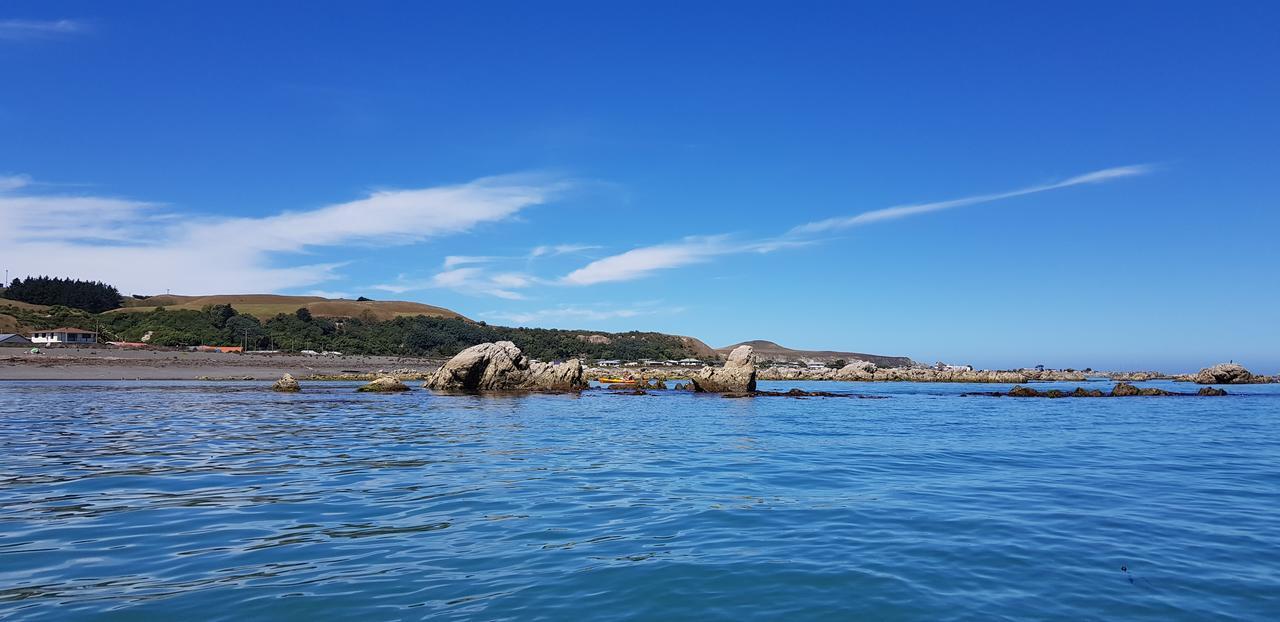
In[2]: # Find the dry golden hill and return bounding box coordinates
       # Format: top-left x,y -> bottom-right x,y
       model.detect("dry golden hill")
113,294 -> 466,322
0,300 -> 52,311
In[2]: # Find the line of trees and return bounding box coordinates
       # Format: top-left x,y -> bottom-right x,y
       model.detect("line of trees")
2,276 -> 121,313
92,305 -> 702,360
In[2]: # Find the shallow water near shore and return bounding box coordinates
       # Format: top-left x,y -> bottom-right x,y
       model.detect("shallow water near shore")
2,380 -> 1278,620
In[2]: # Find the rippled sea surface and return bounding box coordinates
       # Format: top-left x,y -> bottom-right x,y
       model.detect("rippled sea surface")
2,380 -> 1279,620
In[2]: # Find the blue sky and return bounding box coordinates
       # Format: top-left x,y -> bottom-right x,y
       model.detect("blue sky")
2,2 -> 1278,372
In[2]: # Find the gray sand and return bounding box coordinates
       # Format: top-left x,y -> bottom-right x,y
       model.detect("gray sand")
0,347 -> 445,381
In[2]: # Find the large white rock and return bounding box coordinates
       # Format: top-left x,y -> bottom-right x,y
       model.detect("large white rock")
691,345 -> 757,393
1193,363 -> 1254,384
424,341 -> 586,391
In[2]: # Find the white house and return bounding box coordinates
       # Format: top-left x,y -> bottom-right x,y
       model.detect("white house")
677,358 -> 702,366
597,359 -> 621,367
29,327 -> 97,345
806,362 -> 828,370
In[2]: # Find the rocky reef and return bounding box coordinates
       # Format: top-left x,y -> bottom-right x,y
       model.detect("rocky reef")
424,341 -> 586,392
271,373 -> 300,392
691,345 -> 757,393
357,376 -> 410,392
758,364 -> 1049,383
975,382 -> 1225,398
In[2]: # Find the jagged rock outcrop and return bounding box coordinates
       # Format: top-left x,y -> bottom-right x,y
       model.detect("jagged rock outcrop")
1193,363 -> 1254,384
1198,386 -> 1228,396
424,341 -> 586,392
691,345 -> 757,393
357,376 -> 410,392
271,373 -> 300,392
834,360 -> 877,381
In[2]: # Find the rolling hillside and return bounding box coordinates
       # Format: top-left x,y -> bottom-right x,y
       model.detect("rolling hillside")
717,340 -> 913,368
113,294 -> 466,322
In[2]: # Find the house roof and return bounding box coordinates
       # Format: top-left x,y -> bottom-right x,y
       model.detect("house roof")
40,327 -> 97,334
0,333 -> 32,341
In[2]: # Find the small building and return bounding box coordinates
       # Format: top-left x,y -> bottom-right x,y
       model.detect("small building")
29,327 -> 97,345
677,358 -> 702,366
0,333 -> 34,347
806,362 -> 828,370
597,359 -> 621,367
194,345 -> 243,353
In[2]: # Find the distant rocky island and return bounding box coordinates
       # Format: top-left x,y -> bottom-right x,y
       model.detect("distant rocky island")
714,340 -> 913,368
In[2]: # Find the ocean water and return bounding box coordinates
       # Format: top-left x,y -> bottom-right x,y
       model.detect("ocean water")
1,379 -> 1278,621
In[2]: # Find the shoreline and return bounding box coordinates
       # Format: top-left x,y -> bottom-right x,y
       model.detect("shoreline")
0,347 -> 445,381
3,347 -> 1274,384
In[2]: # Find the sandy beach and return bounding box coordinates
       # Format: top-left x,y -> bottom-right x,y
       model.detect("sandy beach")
0,347 -> 446,381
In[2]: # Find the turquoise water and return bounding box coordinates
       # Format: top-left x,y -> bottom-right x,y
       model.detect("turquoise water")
2,380 -> 1278,620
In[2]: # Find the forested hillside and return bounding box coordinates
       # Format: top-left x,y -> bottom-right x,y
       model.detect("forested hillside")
0,301 -> 709,361
2,277 -> 121,313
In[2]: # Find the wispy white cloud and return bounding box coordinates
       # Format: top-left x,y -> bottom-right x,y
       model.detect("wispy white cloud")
373,267 -> 537,300
2,173 -> 564,295
0,174 -> 33,191
529,243 -> 601,258
0,19 -> 85,40
559,234 -> 812,286
443,255 -> 498,268
791,164 -> 1152,235
374,242 -> 604,299
561,165 -> 1151,285
479,302 -> 683,325
305,290 -> 352,299
560,235 -> 732,286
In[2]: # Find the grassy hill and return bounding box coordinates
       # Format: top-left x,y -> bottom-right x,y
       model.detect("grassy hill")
0,300 -> 53,311
114,294 -> 465,322
717,339 -> 913,368
0,313 -> 21,333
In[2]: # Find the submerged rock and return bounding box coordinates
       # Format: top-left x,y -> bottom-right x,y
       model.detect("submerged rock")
424,341 -> 586,392
971,382 -> 1222,398
1193,363 -> 1254,384
1111,382 -> 1141,397
271,373 -> 300,392
691,345 -> 757,393
1111,382 -> 1172,396
357,376 -> 410,393
752,388 -> 881,398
